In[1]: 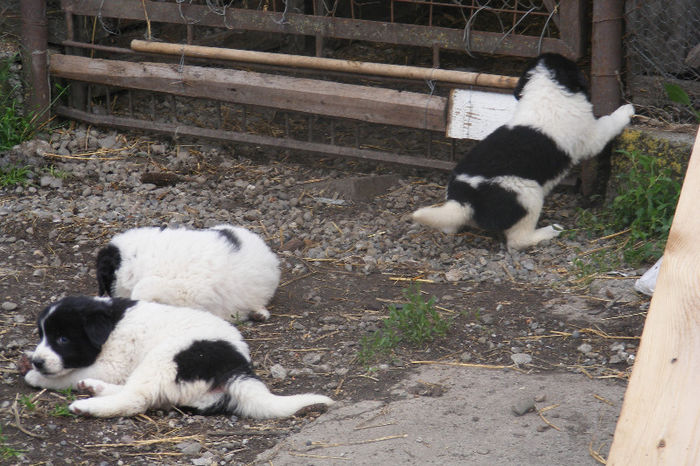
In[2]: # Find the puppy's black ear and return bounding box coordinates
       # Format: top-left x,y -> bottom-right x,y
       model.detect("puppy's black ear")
83,310 -> 115,348
513,73 -> 529,100
96,244 -> 121,296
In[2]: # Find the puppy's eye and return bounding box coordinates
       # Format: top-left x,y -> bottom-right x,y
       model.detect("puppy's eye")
55,336 -> 70,345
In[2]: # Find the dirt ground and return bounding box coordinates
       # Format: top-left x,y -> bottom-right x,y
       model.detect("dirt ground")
0,159 -> 646,464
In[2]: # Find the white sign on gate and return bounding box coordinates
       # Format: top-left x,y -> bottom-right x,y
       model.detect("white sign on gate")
446,88 -> 517,140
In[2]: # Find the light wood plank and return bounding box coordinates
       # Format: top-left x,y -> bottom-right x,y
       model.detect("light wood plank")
608,128 -> 700,464
50,54 -> 447,131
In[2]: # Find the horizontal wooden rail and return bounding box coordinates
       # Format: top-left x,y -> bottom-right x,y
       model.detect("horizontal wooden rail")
61,0 -> 579,58
50,54 -> 448,132
53,106 -> 456,171
130,40 -> 519,90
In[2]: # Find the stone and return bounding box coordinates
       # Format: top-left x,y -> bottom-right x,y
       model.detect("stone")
512,397 -> 536,416
510,353 -> 532,365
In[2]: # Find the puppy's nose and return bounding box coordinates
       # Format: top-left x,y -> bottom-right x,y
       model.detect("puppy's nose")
32,358 -> 45,371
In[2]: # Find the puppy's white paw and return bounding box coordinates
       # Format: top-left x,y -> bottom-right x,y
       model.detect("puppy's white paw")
69,398 -> 90,416
613,104 -> 635,124
249,307 -> 270,322
551,224 -> 564,235
77,378 -> 106,396
24,369 -> 45,388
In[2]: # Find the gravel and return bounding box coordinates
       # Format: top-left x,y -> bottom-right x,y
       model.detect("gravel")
0,125 -> 649,296
0,125 -> 649,464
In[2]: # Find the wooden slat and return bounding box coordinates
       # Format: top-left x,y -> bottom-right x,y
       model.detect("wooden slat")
53,106 -> 456,171
60,0 -> 575,58
608,128 -> 700,464
49,54 -> 447,131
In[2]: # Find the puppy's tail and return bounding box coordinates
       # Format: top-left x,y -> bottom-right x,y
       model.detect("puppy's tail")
412,200 -> 473,234
228,376 -> 333,419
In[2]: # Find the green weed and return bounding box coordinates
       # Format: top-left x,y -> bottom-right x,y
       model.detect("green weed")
664,83 -> 700,123
0,426 -> 24,460
0,54 -> 35,151
0,164 -> 31,187
575,150 -> 682,269
357,285 -> 450,366
18,394 -> 36,412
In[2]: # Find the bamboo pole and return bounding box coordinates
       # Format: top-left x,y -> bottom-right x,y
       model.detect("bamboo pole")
130,39 -> 518,90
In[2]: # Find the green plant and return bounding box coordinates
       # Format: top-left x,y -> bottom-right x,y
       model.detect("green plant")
663,83 -> 700,122
0,426 -> 24,459
0,54 -> 36,151
0,164 -> 31,187
51,388 -> 77,417
609,151 -> 681,264
357,285 -> 450,366
19,395 -> 36,412
575,150 -> 682,268
45,164 -> 69,179
51,404 -> 75,417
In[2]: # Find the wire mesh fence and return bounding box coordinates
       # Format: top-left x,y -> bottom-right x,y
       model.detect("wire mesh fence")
624,0 -> 700,123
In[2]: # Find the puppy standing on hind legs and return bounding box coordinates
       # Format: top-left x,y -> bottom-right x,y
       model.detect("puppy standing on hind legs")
412,53 -> 634,250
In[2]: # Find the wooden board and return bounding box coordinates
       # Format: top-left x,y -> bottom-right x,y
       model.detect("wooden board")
607,127 -> 700,464
49,54 -> 447,131
446,89 -> 516,140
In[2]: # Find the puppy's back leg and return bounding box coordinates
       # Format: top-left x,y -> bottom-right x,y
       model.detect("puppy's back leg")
504,189 -> 561,249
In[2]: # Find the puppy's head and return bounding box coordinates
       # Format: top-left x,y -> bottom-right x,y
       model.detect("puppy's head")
30,296 -> 133,377
96,244 -> 121,296
514,53 -> 589,100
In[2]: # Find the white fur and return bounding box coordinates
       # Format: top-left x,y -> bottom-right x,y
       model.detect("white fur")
508,63 -> 634,163
108,225 -> 280,321
25,299 -> 333,418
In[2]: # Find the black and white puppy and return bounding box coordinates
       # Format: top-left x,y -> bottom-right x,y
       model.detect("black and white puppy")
97,224 -> 280,322
412,53 -> 635,249
24,296 -> 333,418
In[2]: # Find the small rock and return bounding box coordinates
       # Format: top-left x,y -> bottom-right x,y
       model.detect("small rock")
459,352 -> 472,363
512,397 -> 536,416
609,354 -> 624,364
269,364 -> 287,380
1,302 -> 18,311
577,343 -> 593,353
176,441 -> 202,456
510,353 -> 532,365
302,353 -> 321,365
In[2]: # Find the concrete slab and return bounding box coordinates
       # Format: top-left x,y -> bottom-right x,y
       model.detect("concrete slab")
256,365 -> 625,465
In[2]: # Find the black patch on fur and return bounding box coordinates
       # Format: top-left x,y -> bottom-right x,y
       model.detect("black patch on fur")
451,126 -> 571,185
38,296 -> 133,370
447,177 -> 527,232
446,125 -> 571,232
215,228 -> 241,251
514,53 -> 589,100
175,340 -> 255,389
96,244 -> 121,296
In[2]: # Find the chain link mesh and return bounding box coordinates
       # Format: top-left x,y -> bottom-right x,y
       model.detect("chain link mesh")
625,0 -> 700,123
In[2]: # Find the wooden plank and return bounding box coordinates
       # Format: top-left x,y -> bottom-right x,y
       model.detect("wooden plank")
61,0 -> 574,58
446,89 -> 516,140
49,54 -> 447,131
53,106 -> 456,172
608,127 -> 700,464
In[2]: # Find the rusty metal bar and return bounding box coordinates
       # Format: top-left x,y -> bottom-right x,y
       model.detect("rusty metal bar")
582,0 -> 625,196
61,0 -> 577,58
21,0 -> 50,126
54,105 -> 456,171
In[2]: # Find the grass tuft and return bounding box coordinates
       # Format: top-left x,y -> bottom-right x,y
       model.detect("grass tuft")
358,285 -> 450,366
